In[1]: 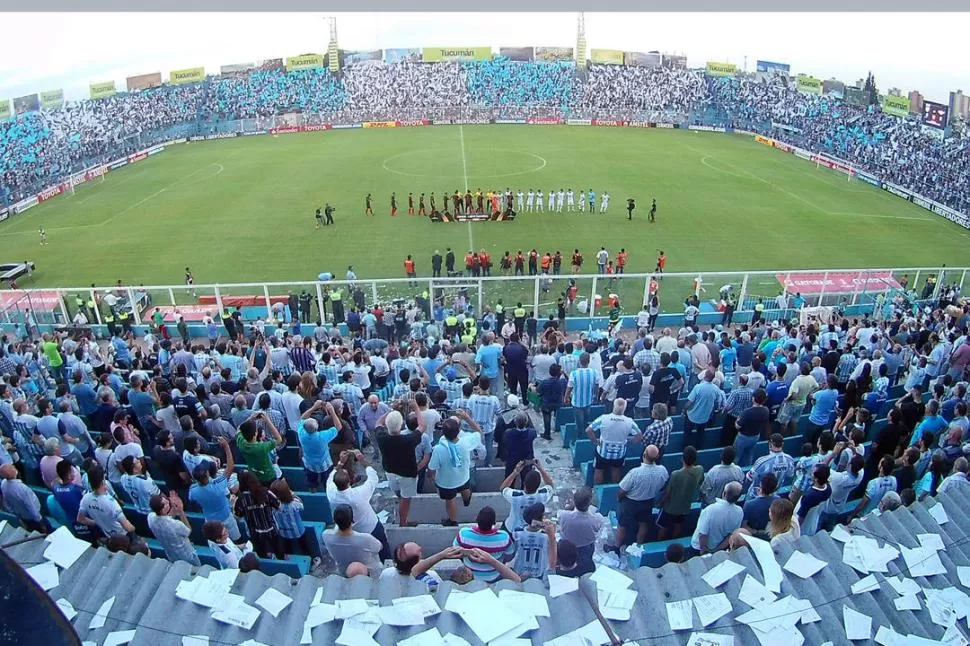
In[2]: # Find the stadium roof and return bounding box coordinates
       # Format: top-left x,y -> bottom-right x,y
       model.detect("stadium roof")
5,489 -> 970,645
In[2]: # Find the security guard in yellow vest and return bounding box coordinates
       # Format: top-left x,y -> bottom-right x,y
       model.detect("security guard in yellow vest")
221,309 -> 234,337
495,301 -> 505,333
330,288 -> 344,325
461,319 -> 477,345
444,313 -> 460,340
513,303 -> 527,336
118,309 -> 132,336
103,311 -> 117,337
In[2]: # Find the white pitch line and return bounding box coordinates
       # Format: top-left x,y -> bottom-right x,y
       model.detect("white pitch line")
459,125 -> 474,252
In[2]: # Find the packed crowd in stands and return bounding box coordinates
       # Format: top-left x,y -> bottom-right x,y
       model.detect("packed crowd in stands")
571,65 -> 709,120
706,74 -> 970,213
1,272 -> 969,584
0,59 -> 970,212
3,59 -> 969,214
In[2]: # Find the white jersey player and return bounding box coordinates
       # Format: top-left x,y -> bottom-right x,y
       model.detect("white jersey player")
566,189 -> 575,211
516,190 -> 524,212
577,189 -> 585,212
535,190 -> 544,212
556,189 -> 565,212
600,191 -> 610,213
547,189 -> 555,212
526,190 -> 535,212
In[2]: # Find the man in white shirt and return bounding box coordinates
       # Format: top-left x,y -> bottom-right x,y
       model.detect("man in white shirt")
600,191 -> 610,213
526,190 -> 535,212
566,189 -> 575,211
596,248 -> 609,274
535,190 -> 544,212
280,374 -> 304,431
516,190 -> 524,212
691,481 -> 743,555
326,449 -> 389,561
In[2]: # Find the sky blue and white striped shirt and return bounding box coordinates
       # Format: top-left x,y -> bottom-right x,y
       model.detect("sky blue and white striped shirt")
568,367 -> 601,409
466,394 -> 502,434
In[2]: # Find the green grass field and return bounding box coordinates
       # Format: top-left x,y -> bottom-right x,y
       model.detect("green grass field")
3,125 -> 967,315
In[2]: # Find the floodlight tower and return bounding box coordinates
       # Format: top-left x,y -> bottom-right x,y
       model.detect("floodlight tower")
576,12 -> 587,68
327,16 -> 340,73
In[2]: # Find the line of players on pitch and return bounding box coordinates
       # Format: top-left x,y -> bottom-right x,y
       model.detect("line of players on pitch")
363,188 -> 621,218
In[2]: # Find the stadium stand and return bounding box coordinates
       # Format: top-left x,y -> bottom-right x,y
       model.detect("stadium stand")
3,60 -> 969,217
2,53 -> 970,645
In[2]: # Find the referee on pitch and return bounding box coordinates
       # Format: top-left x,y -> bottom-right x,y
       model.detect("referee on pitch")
627,198 -> 636,221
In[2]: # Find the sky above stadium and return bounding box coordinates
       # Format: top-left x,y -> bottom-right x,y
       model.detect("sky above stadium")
1,12 -> 966,103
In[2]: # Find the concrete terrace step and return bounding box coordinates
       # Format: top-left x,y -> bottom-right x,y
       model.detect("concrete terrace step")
406,492 -> 511,525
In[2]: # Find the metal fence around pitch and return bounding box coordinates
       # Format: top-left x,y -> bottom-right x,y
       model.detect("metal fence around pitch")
2,266 -> 964,334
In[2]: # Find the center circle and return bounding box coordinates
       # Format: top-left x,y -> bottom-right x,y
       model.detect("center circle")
381,148 -> 547,180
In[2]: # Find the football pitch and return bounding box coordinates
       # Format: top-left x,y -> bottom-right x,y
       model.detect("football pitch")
2,125 -> 966,313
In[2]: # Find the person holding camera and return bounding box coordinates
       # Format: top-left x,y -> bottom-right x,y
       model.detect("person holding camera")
500,458 -> 554,532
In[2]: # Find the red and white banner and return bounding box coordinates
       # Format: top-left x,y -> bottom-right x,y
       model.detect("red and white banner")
592,120 -> 627,127
396,119 -> 430,127
37,184 -> 65,203
566,119 -> 591,126
147,305 -> 217,323
777,271 -> 902,295
270,126 -> 301,135
0,290 -> 63,311
526,118 -> 564,125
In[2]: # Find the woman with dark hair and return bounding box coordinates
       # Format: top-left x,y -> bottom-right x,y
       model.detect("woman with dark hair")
233,470 -> 285,559
915,453 -> 948,500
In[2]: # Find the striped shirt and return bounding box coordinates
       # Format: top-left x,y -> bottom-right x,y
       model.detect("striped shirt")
391,359 -> 419,385
317,362 -> 341,386
641,417 -> 673,448
148,513 -> 199,565
748,451 -> 796,491
14,427 -> 44,470
836,353 -> 858,383
558,354 -> 580,377
233,490 -> 280,536
290,347 -> 316,374
512,529 -> 550,580
454,526 -> 515,581
466,394 -> 502,434
568,367 -> 602,409
793,454 -> 824,493
862,475 -> 897,515
120,474 -> 160,514
332,383 -> 364,410
273,500 -> 306,540
590,414 -> 639,460
436,377 -> 466,406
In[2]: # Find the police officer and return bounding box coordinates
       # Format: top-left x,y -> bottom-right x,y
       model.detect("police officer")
221,308 -> 234,337
513,302 -> 527,336
495,300 -> 506,333
330,287 -> 344,324
118,309 -> 133,336
103,310 -> 117,337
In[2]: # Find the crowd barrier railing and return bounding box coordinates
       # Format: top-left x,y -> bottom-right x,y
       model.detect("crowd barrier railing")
1,267 -> 963,337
